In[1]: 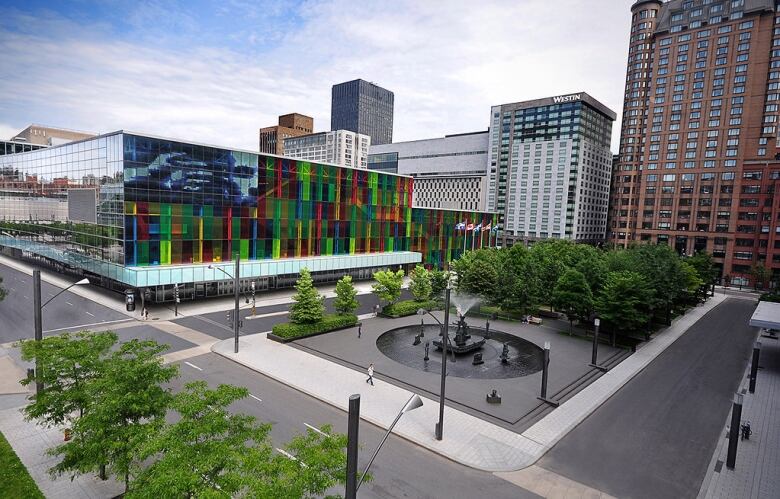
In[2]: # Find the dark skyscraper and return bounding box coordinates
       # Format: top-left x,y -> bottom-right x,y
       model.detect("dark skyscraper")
331,79 -> 394,145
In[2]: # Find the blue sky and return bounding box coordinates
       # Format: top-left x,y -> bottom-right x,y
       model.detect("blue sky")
0,0 -> 633,151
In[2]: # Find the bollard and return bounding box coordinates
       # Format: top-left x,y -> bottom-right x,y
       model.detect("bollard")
749,341 -> 761,393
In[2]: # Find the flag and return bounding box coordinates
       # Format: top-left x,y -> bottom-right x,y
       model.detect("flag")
483,223 -> 491,231
474,223 -> 482,232
455,222 -> 465,230
466,223 -> 474,231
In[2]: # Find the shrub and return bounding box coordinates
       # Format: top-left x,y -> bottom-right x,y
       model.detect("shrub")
382,299 -> 438,318
272,314 -> 358,340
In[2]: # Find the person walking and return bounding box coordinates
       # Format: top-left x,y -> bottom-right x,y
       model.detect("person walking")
358,323 -> 362,338
144,308 -> 149,321
366,363 -> 374,386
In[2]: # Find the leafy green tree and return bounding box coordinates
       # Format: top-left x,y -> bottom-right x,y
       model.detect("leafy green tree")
750,263 -> 770,290
290,268 -> 324,324
19,331 -> 118,426
687,251 -> 717,288
452,249 -> 502,304
594,271 -> 652,336
372,269 -> 405,306
528,240 -> 570,306
409,265 -> 432,302
130,381 -> 272,497
680,261 -> 705,302
49,340 -> 178,493
552,269 -> 593,335
498,245 -> 540,315
334,275 -> 358,315
429,269 -> 449,299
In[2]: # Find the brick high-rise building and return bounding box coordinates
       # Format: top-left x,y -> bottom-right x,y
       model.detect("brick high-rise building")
259,113 -> 313,155
610,0 -> 780,286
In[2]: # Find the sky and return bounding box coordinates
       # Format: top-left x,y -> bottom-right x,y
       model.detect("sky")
0,0 -> 634,152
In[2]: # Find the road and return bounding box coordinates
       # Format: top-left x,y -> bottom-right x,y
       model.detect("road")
538,298 -> 758,499
0,264 -> 128,343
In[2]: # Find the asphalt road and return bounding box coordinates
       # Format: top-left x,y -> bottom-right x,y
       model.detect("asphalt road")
172,352 -> 538,499
538,298 -> 759,499
0,263 -> 128,343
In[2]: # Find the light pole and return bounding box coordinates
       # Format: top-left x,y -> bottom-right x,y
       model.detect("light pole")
354,394 -> 423,494
726,392 -> 743,469
33,270 -> 90,395
417,278 -> 452,441
208,256 -> 241,353
589,317 -> 608,372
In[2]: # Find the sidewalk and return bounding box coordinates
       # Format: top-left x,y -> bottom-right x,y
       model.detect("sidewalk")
213,294 -> 727,472
698,332 -> 780,499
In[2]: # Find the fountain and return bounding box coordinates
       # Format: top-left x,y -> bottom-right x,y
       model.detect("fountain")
432,308 -> 486,354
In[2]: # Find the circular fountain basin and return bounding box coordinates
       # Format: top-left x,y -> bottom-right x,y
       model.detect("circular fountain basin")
376,324 -> 544,379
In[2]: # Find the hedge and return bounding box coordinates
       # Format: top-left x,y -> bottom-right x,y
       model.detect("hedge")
382,299 -> 439,318
271,314 -> 358,340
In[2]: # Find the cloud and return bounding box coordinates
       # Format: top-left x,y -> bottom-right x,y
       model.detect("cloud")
0,1 -> 632,151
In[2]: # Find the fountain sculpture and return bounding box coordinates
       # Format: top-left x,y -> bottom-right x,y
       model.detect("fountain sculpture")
432,308 -> 486,355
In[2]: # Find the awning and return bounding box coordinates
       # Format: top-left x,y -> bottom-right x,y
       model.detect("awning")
749,301 -> 780,329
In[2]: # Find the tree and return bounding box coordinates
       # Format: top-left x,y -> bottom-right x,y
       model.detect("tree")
680,261 -> 705,303
371,269 -> 404,306
498,245 -> 540,315
528,240 -> 571,306
290,268 -> 324,324
594,271 -> 652,337
49,340 -> 179,493
334,275 -> 358,315
19,331 -> 118,426
750,263 -> 770,290
131,381 -> 349,498
687,251 -> 717,288
429,269 -> 449,299
409,265 -> 432,302
552,269 -> 593,335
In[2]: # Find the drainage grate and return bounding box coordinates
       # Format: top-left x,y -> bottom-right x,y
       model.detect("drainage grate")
714,460 -> 723,473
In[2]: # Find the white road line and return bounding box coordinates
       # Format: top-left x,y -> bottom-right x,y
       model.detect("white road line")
43,318 -> 133,334
23,295 -> 29,300
249,394 -> 262,402
184,361 -> 203,371
65,302 -> 74,306
304,423 -> 330,438
85,311 -> 95,317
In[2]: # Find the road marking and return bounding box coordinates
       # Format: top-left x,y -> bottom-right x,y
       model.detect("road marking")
85,311 -> 95,317
23,295 -> 29,300
304,423 -> 330,437
65,302 -> 73,306
249,394 -> 262,402
43,318 -> 133,334
184,361 -> 203,371
244,310 -> 288,320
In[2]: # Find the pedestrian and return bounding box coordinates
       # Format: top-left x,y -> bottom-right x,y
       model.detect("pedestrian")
366,363 -> 374,386
358,322 -> 362,338
141,306 -> 146,320
144,308 -> 149,321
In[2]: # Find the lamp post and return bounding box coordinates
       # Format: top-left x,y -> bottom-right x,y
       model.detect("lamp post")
33,271 -> 90,395
589,317 -> 608,372
537,341 -> 559,407
417,278 -> 452,441
208,256 -> 241,353
353,394 -> 423,495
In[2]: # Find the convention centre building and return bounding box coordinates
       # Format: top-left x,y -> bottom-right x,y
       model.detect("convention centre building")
0,131 -> 496,302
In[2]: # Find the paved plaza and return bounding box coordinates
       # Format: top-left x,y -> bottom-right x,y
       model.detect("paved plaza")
293,312 -> 627,431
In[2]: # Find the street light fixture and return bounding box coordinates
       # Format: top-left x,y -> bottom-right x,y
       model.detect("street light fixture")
33,271 -> 90,394
208,257 -> 241,353
356,394 -> 423,491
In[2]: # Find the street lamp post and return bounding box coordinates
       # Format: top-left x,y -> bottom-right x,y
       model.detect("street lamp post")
726,392 -> 744,469
417,280 -> 452,441
589,317 -> 608,372
33,270 -> 90,395
208,256 -> 241,353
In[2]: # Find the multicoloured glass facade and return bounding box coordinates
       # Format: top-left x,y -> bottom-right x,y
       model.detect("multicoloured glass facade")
0,131 -> 496,293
